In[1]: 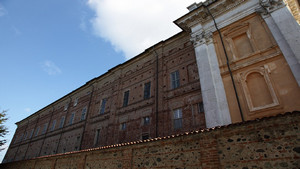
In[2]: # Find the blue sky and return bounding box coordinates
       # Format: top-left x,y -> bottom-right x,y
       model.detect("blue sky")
0,0 -> 201,161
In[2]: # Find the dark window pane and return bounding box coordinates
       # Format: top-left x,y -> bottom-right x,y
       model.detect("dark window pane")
171,70 -> 180,89
59,116 -> 65,128
173,109 -> 182,129
100,98 -> 107,114
174,119 -> 182,129
81,107 -> 87,121
144,82 -> 151,99
123,91 -> 129,107
198,102 -> 204,113
143,116 -> 150,125
121,123 -> 126,130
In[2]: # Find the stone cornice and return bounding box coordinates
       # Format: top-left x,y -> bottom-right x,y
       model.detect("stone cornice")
255,0 -> 285,15
174,0 -> 248,32
190,30 -> 213,47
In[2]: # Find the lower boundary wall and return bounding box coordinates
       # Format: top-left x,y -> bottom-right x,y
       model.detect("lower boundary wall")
1,111 -> 299,169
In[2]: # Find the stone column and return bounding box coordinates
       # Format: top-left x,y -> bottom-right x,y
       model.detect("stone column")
191,30 -> 232,128
257,0 -> 300,85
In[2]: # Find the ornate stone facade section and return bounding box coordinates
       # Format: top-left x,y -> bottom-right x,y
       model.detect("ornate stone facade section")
257,0 -> 285,15
191,31 -> 213,47
238,65 -> 279,112
175,0 -> 247,32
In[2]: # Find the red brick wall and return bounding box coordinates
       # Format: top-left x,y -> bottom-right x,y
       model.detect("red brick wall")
1,112 -> 299,168
4,32 -> 206,162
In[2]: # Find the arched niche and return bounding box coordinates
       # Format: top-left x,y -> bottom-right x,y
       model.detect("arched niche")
239,65 -> 279,112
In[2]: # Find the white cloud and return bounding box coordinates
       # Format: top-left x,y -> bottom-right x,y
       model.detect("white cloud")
87,0 -> 202,59
41,60 -> 62,75
0,3 -> 7,17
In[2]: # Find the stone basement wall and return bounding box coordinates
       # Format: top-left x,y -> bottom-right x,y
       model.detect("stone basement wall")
1,111 -> 299,169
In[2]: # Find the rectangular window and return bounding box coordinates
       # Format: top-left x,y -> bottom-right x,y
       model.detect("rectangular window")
29,129 -> 34,138
121,123 -> 126,130
143,116 -> 150,125
51,120 -> 56,131
42,123 -> 48,134
73,97 -> 78,107
35,126 -> 40,136
123,90 -> 129,107
23,132 -> 28,140
99,98 -> 107,114
144,82 -> 151,99
171,70 -> 180,89
64,103 -> 68,111
94,129 -> 100,146
173,109 -> 182,130
19,133 -> 24,142
81,107 -> 87,121
69,113 -> 75,125
59,116 -> 65,128
198,102 -> 204,113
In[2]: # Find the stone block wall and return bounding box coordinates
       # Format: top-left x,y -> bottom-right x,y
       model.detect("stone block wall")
1,111 -> 299,169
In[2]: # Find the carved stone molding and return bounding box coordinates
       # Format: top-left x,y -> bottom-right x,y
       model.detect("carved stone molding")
256,0 -> 285,15
191,31 -> 213,47
239,65 -> 279,113
175,0 -> 246,32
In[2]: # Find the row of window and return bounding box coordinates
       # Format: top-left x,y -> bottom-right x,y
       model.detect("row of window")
63,97 -> 79,111
119,102 -> 204,131
94,103 -> 203,146
15,102 -> 203,144
14,107 -> 88,143
64,70 -> 180,114
120,116 -> 150,131
121,70 -> 180,108
15,71 -> 189,144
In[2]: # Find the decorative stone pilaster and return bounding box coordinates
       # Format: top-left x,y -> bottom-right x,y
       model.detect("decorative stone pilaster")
191,30 -> 213,47
192,30 -> 232,128
257,0 -> 300,85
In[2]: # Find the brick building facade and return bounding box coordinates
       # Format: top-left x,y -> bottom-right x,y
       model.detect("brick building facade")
3,32 -> 206,162
3,0 -> 300,163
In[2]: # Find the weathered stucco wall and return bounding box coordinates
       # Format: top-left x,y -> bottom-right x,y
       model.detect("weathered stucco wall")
1,111 -> 299,169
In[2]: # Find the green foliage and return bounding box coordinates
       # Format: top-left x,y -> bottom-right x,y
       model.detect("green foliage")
0,110 -> 8,150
